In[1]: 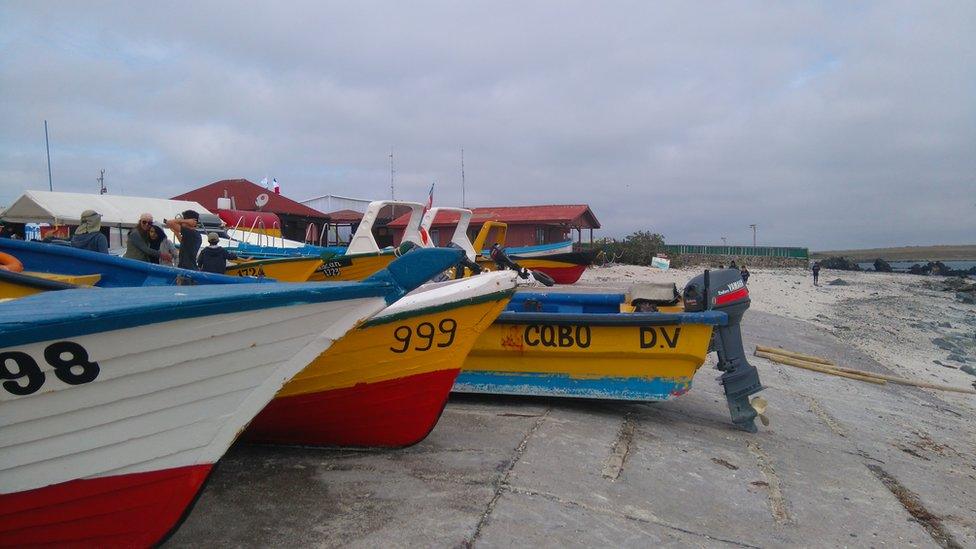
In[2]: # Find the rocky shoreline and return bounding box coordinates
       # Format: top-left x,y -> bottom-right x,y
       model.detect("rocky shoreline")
817,256 -> 976,277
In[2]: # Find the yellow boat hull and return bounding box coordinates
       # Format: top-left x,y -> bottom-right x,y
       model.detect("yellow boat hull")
225,257 -> 324,282
306,252 -> 396,282
0,271 -> 101,299
244,288 -> 514,447
24,272 -> 101,287
458,321 -> 715,400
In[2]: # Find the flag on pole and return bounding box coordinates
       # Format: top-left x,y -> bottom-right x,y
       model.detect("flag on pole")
273,178 -> 280,195
418,182 -> 434,245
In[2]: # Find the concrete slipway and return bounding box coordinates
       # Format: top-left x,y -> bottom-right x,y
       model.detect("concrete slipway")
167,310 -> 976,548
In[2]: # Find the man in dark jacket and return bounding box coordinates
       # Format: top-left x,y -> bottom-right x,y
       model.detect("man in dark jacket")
70,210 -> 109,253
166,210 -> 202,270
198,232 -> 237,274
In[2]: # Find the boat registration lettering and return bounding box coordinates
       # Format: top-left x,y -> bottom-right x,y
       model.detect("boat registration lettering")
639,326 -> 681,349
390,318 -> 457,353
235,266 -> 263,277
0,341 -> 100,396
320,260 -> 343,277
523,325 -> 591,348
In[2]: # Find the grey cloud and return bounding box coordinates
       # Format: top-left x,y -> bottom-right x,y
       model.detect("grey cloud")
1,1 -> 973,249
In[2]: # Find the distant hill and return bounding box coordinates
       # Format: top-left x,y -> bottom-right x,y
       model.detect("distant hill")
811,245 -> 976,261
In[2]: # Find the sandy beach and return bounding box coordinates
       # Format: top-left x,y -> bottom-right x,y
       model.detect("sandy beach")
160,263 -> 976,547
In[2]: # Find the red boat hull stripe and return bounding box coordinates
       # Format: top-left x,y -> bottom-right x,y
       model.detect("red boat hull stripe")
532,265 -> 587,285
0,464 -> 213,548
245,368 -> 460,448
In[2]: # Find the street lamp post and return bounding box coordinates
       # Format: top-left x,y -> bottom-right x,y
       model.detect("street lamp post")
749,224 -> 757,247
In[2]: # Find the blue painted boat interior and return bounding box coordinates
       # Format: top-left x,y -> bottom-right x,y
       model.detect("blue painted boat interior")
503,292 -> 727,326
0,238 -> 274,288
509,291 -> 625,313
231,241 -> 347,259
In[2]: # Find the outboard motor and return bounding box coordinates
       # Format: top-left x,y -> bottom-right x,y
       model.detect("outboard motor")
447,242 -> 484,279
683,269 -> 763,432
490,244 -> 555,287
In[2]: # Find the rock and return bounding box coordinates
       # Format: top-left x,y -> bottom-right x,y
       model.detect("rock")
819,256 -> 861,271
932,337 -> 956,351
942,277 -> 974,292
827,278 -> 849,286
948,353 -> 969,364
938,321 -> 953,329
873,258 -> 893,272
961,365 -> 976,377
933,360 -> 957,369
957,291 -> 976,304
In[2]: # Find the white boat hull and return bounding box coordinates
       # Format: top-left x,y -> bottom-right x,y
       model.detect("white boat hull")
0,295 -> 385,546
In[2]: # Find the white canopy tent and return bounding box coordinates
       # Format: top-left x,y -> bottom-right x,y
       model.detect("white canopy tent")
0,190 -> 218,227
0,190 -> 220,250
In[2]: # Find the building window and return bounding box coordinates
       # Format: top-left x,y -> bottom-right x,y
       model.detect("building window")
535,227 -> 545,245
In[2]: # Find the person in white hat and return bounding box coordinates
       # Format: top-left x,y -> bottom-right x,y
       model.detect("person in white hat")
70,209 -> 108,253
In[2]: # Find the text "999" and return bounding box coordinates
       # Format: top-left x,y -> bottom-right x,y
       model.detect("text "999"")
390,319 -> 457,353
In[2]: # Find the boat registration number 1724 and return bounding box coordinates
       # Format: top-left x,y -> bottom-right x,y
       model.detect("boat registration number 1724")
1,341 -> 100,396
390,319 -> 458,353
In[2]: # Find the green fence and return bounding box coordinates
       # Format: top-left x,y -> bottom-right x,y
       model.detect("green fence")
664,244 -> 808,259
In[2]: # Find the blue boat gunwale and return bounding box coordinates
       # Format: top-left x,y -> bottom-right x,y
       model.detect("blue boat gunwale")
453,371 -> 694,401
0,238 -> 274,286
494,310 -> 727,327
0,282 -> 396,348
0,247 -> 466,348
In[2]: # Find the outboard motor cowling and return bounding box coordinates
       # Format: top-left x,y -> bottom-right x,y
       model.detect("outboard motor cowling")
684,269 -> 763,432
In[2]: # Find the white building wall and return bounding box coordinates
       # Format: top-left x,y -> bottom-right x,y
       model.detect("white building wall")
300,194 -> 372,214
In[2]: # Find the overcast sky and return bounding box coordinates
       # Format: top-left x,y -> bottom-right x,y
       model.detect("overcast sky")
1,2 -> 973,250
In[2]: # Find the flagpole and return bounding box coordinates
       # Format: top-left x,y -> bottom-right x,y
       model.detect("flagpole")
45,120 -> 53,191
460,147 -> 465,208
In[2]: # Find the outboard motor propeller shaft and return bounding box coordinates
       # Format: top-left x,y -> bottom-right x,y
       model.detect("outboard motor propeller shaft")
683,269 -> 763,432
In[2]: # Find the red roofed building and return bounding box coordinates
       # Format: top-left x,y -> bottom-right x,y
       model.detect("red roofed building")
172,179 -> 329,241
388,204 -> 600,248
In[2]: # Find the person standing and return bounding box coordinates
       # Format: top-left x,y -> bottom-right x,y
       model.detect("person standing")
124,213 -> 172,263
70,210 -> 109,253
740,265 -> 750,285
149,225 -> 178,266
812,262 -> 821,286
197,232 -> 237,273
166,210 -> 202,271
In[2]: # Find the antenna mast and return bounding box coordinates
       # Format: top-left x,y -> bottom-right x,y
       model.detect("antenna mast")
460,147 -> 466,208
44,120 -> 53,191
98,169 -> 107,194
389,148 -> 396,200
